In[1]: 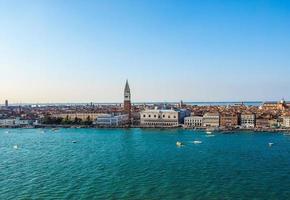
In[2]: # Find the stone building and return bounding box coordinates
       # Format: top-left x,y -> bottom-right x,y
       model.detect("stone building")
94,114 -> 129,127
0,117 -> 32,127
255,117 -> 271,128
220,114 -> 239,128
202,112 -> 220,127
283,116 -> 290,128
52,113 -> 105,121
262,99 -> 288,111
240,114 -> 256,128
184,116 -> 203,128
140,109 -> 179,127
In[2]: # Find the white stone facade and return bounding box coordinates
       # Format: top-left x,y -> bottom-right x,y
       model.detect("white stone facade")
0,118 -> 31,127
95,114 -> 129,127
283,116 -> 290,128
0,119 -> 15,126
140,109 -> 179,127
184,116 -> 203,127
52,113 -> 105,121
202,113 -> 220,127
241,114 -> 256,128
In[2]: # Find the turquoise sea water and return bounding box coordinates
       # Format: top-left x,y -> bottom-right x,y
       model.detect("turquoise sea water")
1,128 -> 290,200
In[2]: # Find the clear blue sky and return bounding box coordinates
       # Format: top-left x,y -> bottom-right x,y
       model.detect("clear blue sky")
0,0 -> 290,103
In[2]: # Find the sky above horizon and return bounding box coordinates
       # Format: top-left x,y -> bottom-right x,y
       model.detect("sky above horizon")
1,0 -> 290,103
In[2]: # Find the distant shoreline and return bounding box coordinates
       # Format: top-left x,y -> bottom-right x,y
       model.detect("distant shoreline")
0,101 -> 263,107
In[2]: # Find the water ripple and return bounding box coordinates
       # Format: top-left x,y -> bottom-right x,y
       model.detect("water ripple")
1,128 -> 290,199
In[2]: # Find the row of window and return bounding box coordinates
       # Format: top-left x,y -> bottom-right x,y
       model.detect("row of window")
241,120 -> 255,123
185,119 -> 202,122
142,114 -> 177,119
185,122 -> 202,126
144,122 -> 178,126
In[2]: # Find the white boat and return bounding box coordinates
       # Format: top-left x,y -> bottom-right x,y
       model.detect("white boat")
72,140 -> 77,144
176,141 -> 183,147
13,145 -> 18,149
193,140 -> 202,144
206,131 -> 212,134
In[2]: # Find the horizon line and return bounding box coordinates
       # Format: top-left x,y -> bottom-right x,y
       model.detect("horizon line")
0,100 -> 280,106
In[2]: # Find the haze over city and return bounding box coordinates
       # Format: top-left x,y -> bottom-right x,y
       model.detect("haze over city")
1,0 -> 290,103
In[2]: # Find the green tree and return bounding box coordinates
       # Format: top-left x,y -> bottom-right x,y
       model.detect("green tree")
42,116 -> 63,124
73,117 -> 82,124
83,116 -> 93,125
62,115 -> 72,125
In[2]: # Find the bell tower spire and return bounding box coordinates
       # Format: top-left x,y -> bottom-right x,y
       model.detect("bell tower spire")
123,79 -> 132,124
124,79 -> 131,101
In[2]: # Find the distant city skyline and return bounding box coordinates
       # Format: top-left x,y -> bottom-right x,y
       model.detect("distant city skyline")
1,0 -> 290,103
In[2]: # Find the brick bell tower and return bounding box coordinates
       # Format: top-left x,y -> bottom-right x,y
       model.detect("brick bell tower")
124,79 -> 132,124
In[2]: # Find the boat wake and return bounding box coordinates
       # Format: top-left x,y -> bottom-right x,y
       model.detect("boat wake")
205,135 -> 215,137
191,140 -> 202,144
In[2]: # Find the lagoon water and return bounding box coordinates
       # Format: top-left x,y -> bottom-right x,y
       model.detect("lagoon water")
1,128 -> 290,200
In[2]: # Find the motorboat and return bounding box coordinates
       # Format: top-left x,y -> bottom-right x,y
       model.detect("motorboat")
193,140 -> 202,144
176,141 -> 183,147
